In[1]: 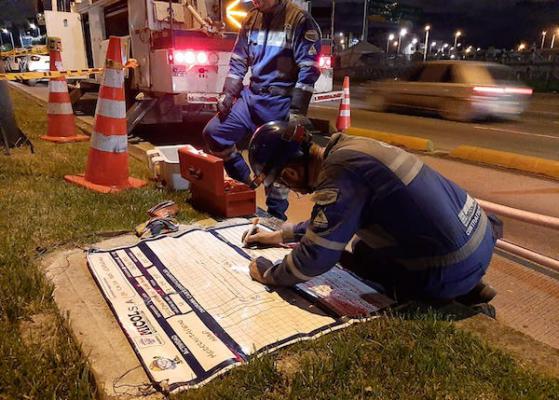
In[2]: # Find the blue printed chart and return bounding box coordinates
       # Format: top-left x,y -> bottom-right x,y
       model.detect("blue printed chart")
87,223 -> 391,393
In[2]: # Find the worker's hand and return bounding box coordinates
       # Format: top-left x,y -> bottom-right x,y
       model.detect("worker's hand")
249,256 -> 274,284
288,113 -> 312,129
217,94 -> 235,121
243,228 -> 283,247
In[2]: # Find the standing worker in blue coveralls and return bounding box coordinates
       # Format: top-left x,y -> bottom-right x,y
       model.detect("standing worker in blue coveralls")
203,0 -> 322,220
243,122 -> 499,309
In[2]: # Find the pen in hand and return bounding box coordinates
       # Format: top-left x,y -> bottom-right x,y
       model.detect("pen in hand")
243,217 -> 260,248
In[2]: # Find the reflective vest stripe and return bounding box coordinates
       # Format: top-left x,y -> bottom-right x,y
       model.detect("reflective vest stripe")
286,252 -> 314,281
90,131 -> 128,153
397,210 -> 489,270
305,229 -> 347,251
295,82 -> 314,93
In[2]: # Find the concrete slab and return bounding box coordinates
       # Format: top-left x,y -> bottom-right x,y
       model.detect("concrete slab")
42,235 -> 163,400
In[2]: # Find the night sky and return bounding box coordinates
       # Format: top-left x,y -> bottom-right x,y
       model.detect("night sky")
405,0 -> 559,49
312,0 -> 559,49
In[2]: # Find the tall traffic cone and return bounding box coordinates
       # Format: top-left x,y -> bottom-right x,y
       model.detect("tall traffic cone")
40,37 -> 88,143
336,76 -> 351,131
64,36 -> 146,193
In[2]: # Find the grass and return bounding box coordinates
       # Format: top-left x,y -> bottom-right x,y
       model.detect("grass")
1,87 -> 559,399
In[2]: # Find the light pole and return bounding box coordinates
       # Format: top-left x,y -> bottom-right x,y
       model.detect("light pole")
453,30 -> 461,50
361,0 -> 369,41
397,28 -> 407,54
330,0 -> 335,53
386,33 -> 394,53
551,28 -> 558,49
541,31 -> 547,49
423,24 -> 430,61
2,28 -> 14,50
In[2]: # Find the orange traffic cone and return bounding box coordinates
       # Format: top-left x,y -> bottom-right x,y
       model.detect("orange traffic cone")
64,36 -> 146,193
40,37 -> 88,143
336,76 -> 351,131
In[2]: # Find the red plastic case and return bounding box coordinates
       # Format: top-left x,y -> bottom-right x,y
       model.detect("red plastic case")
178,146 -> 256,217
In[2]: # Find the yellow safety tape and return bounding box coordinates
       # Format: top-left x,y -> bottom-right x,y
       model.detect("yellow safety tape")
0,68 -> 105,81
0,46 -> 49,57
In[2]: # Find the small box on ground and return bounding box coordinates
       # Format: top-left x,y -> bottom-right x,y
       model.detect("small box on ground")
178,146 -> 256,217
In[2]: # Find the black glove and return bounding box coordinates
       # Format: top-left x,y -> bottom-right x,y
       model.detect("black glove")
251,256 -> 275,284
218,76 -> 244,121
217,94 -> 235,121
290,86 -> 313,116
288,112 -> 312,130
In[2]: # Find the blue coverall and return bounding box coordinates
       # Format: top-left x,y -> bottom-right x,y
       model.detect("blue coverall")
203,0 -> 322,220
261,134 -> 497,301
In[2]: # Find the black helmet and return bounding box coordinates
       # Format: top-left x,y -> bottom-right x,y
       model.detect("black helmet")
248,121 -> 311,186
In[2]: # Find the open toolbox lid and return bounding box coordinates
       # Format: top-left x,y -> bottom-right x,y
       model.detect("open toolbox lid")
178,145 -> 252,196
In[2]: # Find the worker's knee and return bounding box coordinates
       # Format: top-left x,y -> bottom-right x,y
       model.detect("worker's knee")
202,117 -> 221,151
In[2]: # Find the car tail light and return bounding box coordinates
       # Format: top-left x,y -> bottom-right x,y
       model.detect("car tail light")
319,55 -> 331,69
504,87 -> 533,95
473,86 -> 533,96
169,49 -> 211,66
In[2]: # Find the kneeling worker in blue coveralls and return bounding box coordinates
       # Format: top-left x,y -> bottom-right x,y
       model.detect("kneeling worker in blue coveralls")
203,0 -> 322,220
244,121 -> 498,306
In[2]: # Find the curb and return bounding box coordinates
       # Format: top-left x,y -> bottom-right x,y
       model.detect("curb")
346,127 -> 434,152
449,145 -> 559,180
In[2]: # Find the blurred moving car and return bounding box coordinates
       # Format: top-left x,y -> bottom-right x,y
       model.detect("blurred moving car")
365,61 -> 533,121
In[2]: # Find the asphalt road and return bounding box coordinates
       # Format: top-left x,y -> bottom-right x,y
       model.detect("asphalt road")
309,93 -> 559,161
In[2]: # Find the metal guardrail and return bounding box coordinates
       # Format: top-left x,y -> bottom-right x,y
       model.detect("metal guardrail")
477,198 -> 559,272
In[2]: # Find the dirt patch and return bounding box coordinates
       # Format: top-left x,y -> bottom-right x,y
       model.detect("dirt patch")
19,311 -> 58,348
275,354 -> 301,379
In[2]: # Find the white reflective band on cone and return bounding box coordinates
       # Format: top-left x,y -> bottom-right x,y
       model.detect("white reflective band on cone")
90,131 -> 128,153
47,102 -> 73,115
96,99 -> 126,119
343,88 -> 350,95
102,68 -> 124,89
342,98 -> 350,105
49,80 -> 68,93
339,110 -> 350,117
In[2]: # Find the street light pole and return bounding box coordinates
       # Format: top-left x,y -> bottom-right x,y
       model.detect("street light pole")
454,30 -> 461,50
386,33 -> 394,53
552,29 -> 558,49
398,28 -> 407,54
361,0 -> 368,42
541,31 -> 547,49
330,0 -> 335,52
423,25 -> 431,61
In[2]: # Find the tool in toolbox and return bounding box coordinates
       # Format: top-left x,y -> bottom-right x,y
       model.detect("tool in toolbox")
178,145 -> 256,218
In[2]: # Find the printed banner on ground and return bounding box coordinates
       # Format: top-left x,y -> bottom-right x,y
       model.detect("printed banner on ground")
87,222 -> 393,393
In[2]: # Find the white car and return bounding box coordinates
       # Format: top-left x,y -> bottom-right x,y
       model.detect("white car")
365,61 -> 533,122
19,54 -> 50,86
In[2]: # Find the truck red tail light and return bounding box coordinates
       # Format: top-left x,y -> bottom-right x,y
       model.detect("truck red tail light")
169,50 -> 211,66
319,55 -> 332,69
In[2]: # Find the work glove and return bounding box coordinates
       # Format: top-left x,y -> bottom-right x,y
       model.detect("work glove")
217,94 -> 235,121
218,76 -> 244,121
289,86 -> 313,117
288,112 -> 312,130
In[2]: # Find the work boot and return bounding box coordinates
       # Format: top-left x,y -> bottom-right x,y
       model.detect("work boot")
455,280 -> 497,306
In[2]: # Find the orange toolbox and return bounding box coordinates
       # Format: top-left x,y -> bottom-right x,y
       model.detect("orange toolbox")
178,146 -> 256,218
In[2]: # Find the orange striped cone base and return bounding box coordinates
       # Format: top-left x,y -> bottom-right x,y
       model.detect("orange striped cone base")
336,76 -> 351,131
40,48 -> 88,143
64,36 -> 145,193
